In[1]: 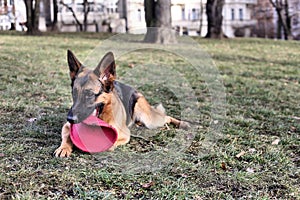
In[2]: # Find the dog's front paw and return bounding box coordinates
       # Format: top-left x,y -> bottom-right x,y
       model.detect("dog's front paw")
54,145 -> 72,157
107,145 -> 116,151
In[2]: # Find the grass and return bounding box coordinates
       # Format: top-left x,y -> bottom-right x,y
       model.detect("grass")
0,31 -> 299,199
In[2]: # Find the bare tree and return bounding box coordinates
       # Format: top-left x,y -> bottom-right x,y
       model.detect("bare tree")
53,0 -> 58,30
83,0 -> 89,31
44,0 -> 58,31
44,0 -> 51,28
205,0 -> 225,39
24,0 -> 40,34
199,0 -> 204,36
60,0 -> 83,31
269,0 -> 291,40
60,0 -> 89,32
143,0 -> 176,44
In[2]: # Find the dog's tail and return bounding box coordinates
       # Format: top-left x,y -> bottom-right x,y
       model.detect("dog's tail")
154,103 -> 166,114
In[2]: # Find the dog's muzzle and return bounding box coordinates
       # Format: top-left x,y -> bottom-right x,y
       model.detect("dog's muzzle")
67,105 -> 95,124
67,109 -> 78,124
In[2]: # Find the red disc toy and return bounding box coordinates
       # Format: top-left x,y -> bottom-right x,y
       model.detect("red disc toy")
70,115 -> 118,153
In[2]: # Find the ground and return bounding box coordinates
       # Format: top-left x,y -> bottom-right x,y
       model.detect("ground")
0,32 -> 299,199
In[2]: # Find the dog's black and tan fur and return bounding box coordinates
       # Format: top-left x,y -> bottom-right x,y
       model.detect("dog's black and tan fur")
54,51 -> 189,157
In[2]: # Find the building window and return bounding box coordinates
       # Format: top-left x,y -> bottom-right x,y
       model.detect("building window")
95,4 -> 104,12
191,8 -> 200,20
137,9 -> 141,21
182,8 -> 185,20
231,8 -> 235,20
89,3 -> 94,12
76,4 -> 83,12
107,2 -> 117,13
239,8 -> 243,21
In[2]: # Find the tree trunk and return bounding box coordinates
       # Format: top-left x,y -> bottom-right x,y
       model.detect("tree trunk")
34,0 -> 40,29
284,0 -> 291,39
24,0 -> 32,32
199,0 -> 204,36
44,0 -> 51,27
143,0 -> 176,44
52,0 -> 58,31
83,0 -> 89,32
269,0 -> 291,40
205,0 -> 225,39
24,0 -> 40,34
276,13 -> 282,39
45,0 -> 58,31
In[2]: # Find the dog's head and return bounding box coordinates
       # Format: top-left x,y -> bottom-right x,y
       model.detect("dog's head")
66,50 -> 116,124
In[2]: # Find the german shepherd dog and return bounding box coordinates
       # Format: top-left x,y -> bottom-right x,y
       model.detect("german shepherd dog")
54,50 -> 189,157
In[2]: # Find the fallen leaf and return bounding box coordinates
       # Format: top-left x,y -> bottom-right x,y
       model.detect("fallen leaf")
236,150 -> 246,158
28,118 -> 37,123
142,181 -> 155,189
272,138 -> 280,145
290,126 -> 296,132
291,116 -> 300,120
163,181 -> 171,185
221,162 -> 227,171
246,168 -> 254,173
185,133 -> 194,140
0,153 -> 4,157
194,195 -> 203,200
180,174 -> 188,178
248,148 -> 256,153
128,63 -> 135,68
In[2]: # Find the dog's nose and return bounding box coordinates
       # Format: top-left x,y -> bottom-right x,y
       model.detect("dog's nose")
67,109 -> 78,124
67,115 -> 78,124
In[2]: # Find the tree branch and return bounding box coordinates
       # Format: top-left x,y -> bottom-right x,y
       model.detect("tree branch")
269,0 -> 276,8
59,0 -> 82,31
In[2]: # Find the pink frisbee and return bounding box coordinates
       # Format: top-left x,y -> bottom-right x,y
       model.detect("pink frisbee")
70,115 -> 118,153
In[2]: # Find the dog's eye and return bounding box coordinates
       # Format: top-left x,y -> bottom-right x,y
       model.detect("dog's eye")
84,90 -> 94,97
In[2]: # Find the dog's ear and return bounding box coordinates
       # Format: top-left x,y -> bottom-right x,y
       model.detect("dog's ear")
67,50 -> 82,81
94,52 -> 116,78
94,52 -> 116,91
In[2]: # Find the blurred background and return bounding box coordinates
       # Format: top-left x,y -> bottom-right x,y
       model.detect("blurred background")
0,0 -> 299,40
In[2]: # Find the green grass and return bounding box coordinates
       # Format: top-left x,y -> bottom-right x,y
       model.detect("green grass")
0,32 -> 299,199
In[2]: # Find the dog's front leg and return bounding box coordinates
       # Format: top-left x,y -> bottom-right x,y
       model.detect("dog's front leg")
54,122 -> 73,157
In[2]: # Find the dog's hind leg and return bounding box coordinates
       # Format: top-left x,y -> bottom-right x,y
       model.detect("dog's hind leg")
133,96 -> 167,129
133,95 -> 190,129
165,116 -> 190,130
54,122 -> 73,157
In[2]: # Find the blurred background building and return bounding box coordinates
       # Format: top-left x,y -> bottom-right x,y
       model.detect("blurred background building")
0,0 -> 299,39
118,0 -> 257,37
0,0 -> 26,31
289,0 -> 300,39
